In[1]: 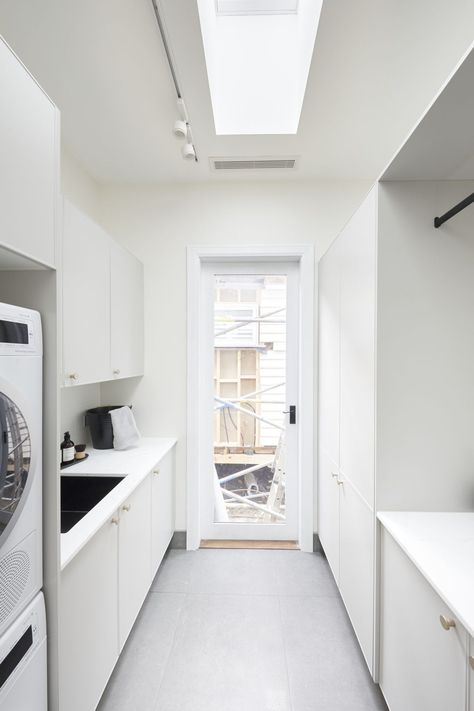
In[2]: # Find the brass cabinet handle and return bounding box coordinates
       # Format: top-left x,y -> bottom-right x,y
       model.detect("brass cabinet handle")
68,373 -> 79,381
153,469 -> 160,476
439,615 -> 456,631
113,369 -> 120,375
111,517 -> 119,526
122,504 -> 131,512
469,656 -> 474,671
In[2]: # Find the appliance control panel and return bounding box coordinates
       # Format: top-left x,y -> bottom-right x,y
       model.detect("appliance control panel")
0,303 -> 42,356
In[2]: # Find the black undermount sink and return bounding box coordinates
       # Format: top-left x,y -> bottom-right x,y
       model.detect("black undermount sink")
61,475 -> 124,533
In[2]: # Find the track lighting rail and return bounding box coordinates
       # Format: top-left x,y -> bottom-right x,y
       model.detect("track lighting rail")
434,193 -> 474,228
150,0 -> 198,162
150,0 -> 181,98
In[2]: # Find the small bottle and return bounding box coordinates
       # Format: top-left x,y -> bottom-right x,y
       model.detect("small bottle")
61,431 -> 75,464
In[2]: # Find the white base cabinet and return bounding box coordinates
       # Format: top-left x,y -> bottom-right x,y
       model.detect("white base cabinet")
60,515 -> 119,711
60,450 -> 175,711
151,449 -> 175,577
380,530 -> 467,711
118,477 -> 152,650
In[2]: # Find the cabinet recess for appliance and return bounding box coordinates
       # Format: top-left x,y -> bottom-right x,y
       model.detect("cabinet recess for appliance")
0,37 -> 58,267
111,242 -> 144,380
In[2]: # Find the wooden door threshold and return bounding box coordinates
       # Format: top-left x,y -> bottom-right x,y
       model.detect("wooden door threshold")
200,540 -> 299,550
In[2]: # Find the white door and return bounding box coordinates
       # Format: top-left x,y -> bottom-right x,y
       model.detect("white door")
199,262 -> 299,541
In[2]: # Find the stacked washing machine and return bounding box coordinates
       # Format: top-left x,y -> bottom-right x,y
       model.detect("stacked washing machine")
0,303 -> 47,710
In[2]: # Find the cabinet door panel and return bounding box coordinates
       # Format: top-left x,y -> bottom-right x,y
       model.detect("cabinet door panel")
60,516 -> 119,711
111,243 -> 144,379
63,200 -> 110,386
339,481 -> 374,673
0,38 -> 57,267
339,188 -> 376,504
318,449 -> 340,582
318,241 -> 340,464
151,451 -> 175,577
118,476 -> 152,649
380,529 -> 467,711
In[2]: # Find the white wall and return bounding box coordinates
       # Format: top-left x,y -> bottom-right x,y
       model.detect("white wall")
99,180 -> 371,531
61,147 -> 102,224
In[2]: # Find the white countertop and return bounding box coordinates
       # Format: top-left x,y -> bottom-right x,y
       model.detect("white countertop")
378,511 -> 474,637
61,437 -> 177,570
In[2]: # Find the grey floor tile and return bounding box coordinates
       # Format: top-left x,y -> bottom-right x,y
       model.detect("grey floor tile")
153,593 -> 290,711
276,551 -> 339,597
279,595 -> 387,711
99,549 -> 387,711
97,592 -> 185,711
151,549 -> 197,593
186,548 -> 282,595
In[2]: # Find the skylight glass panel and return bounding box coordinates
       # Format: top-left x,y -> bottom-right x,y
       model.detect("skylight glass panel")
216,0 -> 298,15
198,0 -> 323,135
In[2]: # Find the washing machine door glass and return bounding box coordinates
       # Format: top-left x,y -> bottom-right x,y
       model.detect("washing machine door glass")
0,393 -> 30,541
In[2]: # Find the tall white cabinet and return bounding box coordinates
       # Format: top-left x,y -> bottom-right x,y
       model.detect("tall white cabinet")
318,187 -> 377,673
319,178 -> 474,680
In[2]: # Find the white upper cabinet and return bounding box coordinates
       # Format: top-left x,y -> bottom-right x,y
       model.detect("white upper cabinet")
0,38 -> 58,267
111,242 -> 144,380
63,200 -> 111,386
62,200 -> 144,386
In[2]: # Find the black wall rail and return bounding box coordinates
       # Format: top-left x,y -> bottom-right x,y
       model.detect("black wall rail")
434,193 -> 474,228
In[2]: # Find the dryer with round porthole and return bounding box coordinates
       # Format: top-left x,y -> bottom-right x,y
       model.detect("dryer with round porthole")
0,303 -> 42,636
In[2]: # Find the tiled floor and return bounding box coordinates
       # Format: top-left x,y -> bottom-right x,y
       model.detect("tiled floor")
97,549 -> 388,711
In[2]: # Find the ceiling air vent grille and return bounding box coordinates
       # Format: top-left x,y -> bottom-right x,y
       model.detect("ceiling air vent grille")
212,157 -> 297,171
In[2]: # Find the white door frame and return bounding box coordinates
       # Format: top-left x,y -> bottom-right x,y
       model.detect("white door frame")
187,244 -> 315,551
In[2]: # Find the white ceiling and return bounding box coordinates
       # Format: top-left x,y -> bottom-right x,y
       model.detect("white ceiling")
0,0 -> 473,183
383,47 -> 474,181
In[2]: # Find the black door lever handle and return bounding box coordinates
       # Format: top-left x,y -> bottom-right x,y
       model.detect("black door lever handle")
283,405 -> 296,424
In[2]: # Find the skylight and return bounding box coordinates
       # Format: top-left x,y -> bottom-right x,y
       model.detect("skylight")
198,0 -> 322,135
